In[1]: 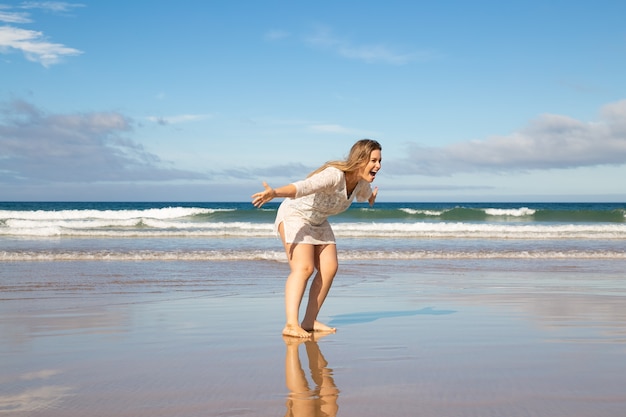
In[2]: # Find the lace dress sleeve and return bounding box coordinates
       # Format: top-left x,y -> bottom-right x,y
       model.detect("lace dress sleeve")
354,181 -> 373,202
292,167 -> 343,198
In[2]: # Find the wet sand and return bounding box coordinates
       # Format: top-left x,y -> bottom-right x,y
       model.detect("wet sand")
2,259 -> 626,416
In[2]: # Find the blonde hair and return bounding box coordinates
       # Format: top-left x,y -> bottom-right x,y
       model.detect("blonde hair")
308,139 -> 382,177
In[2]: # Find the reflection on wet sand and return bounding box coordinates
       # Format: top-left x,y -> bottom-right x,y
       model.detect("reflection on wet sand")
0,304 -> 132,349
0,370 -> 73,414
284,335 -> 339,417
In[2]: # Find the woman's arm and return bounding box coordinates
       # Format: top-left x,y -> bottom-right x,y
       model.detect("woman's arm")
252,167 -> 341,208
251,182 -> 296,208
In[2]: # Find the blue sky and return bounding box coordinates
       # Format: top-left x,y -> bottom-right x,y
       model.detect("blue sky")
1,1 -> 625,202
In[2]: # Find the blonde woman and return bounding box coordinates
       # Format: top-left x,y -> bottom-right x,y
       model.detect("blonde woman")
252,139 -> 382,338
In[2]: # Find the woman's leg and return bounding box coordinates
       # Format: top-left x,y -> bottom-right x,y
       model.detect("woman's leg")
279,223 -> 315,338
301,244 -> 338,332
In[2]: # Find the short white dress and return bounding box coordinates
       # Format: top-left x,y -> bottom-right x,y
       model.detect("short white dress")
275,166 -> 373,244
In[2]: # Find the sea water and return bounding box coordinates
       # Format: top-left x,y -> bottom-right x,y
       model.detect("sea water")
1,201 -> 624,262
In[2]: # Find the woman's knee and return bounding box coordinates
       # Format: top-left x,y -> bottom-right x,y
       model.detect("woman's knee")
319,262 -> 338,279
292,263 -> 315,278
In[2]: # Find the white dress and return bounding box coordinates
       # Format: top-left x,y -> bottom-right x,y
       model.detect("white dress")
275,166 -> 372,244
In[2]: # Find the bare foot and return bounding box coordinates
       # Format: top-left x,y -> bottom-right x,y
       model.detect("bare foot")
302,320 -> 336,333
282,324 -> 311,338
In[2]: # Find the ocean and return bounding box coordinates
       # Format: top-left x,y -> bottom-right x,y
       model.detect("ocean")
1,201 -> 625,263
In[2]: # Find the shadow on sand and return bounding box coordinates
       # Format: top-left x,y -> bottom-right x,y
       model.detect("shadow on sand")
328,307 -> 456,326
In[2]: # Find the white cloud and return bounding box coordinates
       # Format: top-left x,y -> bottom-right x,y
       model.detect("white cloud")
309,123 -> 377,137
0,99 -> 207,184
146,114 -> 214,125
393,100 -> 626,176
0,25 -> 82,66
305,26 -> 434,65
20,2 -> 85,14
0,10 -> 32,23
0,2 -> 83,66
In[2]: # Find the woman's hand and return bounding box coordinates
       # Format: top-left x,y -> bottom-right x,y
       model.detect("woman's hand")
368,186 -> 378,207
251,181 -> 276,208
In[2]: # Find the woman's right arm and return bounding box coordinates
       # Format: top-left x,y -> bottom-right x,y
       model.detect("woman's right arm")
291,167 -> 341,198
251,182 -> 296,208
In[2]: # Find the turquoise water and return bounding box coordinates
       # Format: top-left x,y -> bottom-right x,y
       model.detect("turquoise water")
1,202 -> 625,261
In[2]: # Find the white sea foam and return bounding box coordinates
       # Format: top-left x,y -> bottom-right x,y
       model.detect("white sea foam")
2,248 -> 625,262
398,207 -> 537,217
2,219 -> 626,239
483,207 -> 536,216
333,222 -> 626,240
0,225 -> 273,238
0,207 -> 250,237
399,208 -> 444,216
0,207 -> 224,221
6,218 -> 141,229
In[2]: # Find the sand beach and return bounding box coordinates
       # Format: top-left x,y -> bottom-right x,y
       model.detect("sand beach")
2,257 -> 626,416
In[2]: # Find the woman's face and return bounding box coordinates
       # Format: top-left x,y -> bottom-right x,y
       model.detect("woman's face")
357,149 -> 382,183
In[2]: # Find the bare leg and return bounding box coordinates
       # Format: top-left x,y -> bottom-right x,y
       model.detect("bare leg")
279,223 -> 314,338
301,244 -> 338,333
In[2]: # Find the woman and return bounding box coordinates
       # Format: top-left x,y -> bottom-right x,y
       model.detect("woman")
252,139 -> 382,338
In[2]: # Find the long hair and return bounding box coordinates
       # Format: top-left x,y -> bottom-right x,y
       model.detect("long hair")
308,139 -> 382,177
